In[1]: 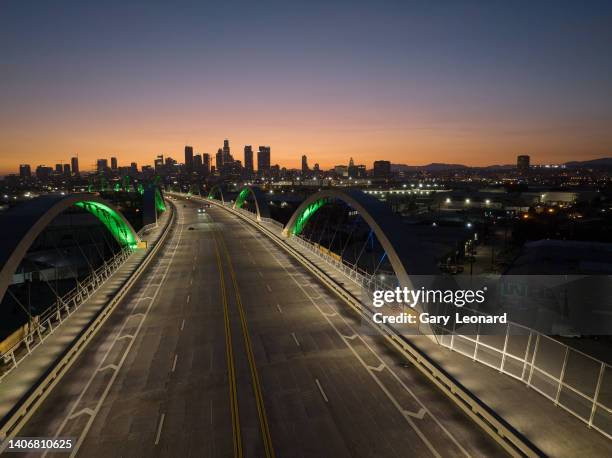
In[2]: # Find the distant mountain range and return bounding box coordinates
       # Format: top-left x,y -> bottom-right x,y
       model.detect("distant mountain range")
391,157 -> 612,171
564,158 -> 612,168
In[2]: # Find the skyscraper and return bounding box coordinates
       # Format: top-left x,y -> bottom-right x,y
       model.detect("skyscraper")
97,159 -> 108,173
63,164 -> 71,176
19,164 -> 31,178
257,146 -> 271,176
111,157 -> 118,170
203,153 -> 211,174
517,155 -> 530,172
55,163 -> 63,174
194,154 -> 202,172
36,165 -> 53,180
373,160 -> 391,178
301,154 -> 309,174
71,157 -> 79,176
244,146 -> 254,174
222,139 -> 232,164
154,155 -> 164,172
215,149 -> 223,171
348,157 -> 357,178
185,145 -> 194,172
130,162 -> 138,174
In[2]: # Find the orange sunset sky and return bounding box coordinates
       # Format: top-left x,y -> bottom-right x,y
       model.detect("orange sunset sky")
1,2 -> 611,175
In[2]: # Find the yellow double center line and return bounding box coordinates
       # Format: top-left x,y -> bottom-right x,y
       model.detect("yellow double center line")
214,237 -> 242,457
214,228 -> 275,458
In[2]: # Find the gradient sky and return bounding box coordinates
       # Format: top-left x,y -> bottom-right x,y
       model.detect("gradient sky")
1,0 -> 612,174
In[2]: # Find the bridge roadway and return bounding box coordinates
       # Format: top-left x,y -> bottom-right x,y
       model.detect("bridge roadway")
16,198 -> 504,457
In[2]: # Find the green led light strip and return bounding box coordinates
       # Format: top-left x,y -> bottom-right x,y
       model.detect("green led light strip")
293,198 -> 328,235
155,188 -> 166,212
74,201 -> 138,248
234,187 -> 250,208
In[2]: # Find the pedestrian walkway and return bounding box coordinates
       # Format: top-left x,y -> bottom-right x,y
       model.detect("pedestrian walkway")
0,208 -> 173,430
283,227 -> 612,457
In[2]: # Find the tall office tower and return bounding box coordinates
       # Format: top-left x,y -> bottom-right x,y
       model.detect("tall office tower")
301,154 -> 309,174
373,160 -> 391,178
71,157 -> 79,176
36,165 -> 53,180
154,155 -> 164,172
130,162 -> 138,174
215,149 -> 223,171
55,163 -> 63,174
517,155 -> 530,172
348,157 -> 357,178
19,164 -> 31,178
244,145 -> 254,174
194,154 -> 203,172
313,163 -> 320,172
111,157 -> 118,170
63,164 -> 71,176
185,145 -> 194,172
257,146 -> 271,176
222,139 -> 231,163
97,159 -> 108,173
202,153 -> 211,174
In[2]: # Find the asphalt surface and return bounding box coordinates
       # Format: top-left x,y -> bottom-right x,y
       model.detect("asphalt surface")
15,198 -> 505,457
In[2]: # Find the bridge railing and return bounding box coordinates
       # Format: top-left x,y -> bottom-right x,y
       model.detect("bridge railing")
434,314 -> 611,439
289,231 -> 612,440
0,246 -> 134,381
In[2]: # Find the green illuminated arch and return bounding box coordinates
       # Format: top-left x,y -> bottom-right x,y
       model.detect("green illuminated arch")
292,198 -> 328,235
232,186 -> 271,221
235,187 -> 250,208
155,188 -> 166,212
207,185 -> 225,203
0,194 -> 141,305
74,200 -> 138,248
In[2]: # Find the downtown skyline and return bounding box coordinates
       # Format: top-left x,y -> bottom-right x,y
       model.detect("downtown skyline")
2,1 -> 612,175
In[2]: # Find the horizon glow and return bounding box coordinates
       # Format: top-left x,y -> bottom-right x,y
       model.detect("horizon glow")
1,1 -> 611,175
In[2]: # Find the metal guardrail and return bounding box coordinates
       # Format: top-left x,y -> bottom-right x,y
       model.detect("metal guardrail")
0,202 -> 176,443
0,246 -> 134,381
288,227 -> 612,440
180,193 -> 546,457
291,231 -> 612,441
436,317 -> 612,439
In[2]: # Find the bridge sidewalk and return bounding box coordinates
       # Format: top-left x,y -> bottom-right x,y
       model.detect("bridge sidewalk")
0,210 -> 171,431
280,228 -> 612,458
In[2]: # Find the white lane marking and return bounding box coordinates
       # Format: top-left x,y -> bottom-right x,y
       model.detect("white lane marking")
171,354 -> 178,372
266,284 -> 272,292
97,364 -> 119,373
190,278 -> 193,285
291,332 -> 300,347
67,408 -> 95,420
368,363 -> 385,372
406,408 -> 427,420
276,303 -> 283,313
186,295 -> 190,304
180,319 -> 185,331
258,270 -> 263,278
154,412 -> 166,445
315,378 -> 329,403
116,334 -> 134,341
236,219 -> 467,458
